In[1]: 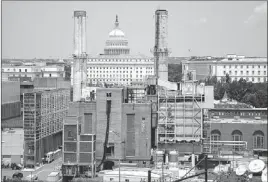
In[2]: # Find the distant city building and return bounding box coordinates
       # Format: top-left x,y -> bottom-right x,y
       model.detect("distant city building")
182,55 -> 267,83
71,16 -> 154,86
23,88 -> 70,167
2,64 -> 65,82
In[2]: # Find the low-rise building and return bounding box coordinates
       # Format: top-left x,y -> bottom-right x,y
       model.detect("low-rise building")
182,55 -> 267,83
2,128 -> 24,164
2,64 -> 65,82
203,107 -> 267,154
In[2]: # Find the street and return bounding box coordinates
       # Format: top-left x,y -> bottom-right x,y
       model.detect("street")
2,157 -> 62,181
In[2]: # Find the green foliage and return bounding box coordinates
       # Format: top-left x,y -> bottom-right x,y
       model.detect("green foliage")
203,76 -> 268,108
168,64 -> 182,82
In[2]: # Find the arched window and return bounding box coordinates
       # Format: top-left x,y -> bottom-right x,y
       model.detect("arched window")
211,130 -> 221,153
232,130 -> 243,151
253,130 -> 264,149
211,130 -> 221,141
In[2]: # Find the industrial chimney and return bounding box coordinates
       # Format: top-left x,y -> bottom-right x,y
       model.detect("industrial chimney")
154,9 -> 169,82
73,11 -> 87,102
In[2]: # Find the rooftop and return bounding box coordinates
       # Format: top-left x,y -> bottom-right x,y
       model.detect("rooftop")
206,118 -> 267,124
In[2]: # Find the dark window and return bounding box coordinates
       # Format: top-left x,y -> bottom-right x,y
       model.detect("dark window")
253,130 -> 264,149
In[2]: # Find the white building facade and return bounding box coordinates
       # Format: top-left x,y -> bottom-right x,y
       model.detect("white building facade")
71,15 -> 154,86
2,65 -> 65,81
183,55 -> 267,83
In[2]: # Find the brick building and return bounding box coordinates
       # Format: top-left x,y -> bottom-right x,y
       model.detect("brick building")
203,108 -> 267,154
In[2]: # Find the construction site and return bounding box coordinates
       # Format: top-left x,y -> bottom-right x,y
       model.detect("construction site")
23,88 -> 70,167
61,8 -> 267,182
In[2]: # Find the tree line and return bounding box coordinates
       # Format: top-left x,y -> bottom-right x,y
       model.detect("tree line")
168,65 -> 267,108
202,74 -> 267,108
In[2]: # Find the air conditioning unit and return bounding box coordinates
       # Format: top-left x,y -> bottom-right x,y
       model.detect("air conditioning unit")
255,116 -> 261,120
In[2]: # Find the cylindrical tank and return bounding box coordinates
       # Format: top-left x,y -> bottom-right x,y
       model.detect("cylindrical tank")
169,151 -> 178,168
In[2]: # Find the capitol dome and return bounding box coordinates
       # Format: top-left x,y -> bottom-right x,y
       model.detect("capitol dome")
104,15 -> 130,55
109,29 -> 125,37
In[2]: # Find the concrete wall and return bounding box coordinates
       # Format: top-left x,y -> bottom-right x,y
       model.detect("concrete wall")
1,81 -> 20,104
200,86 -> 214,109
34,77 -> 70,89
96,88 -> 123,159
209,122 -> 267,150
1,102 -> 21,120
67,102 -> 97,134
122,103 -> 152,160
2,129 -> 24,163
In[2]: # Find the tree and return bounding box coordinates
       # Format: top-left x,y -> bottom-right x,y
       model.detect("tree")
200,76 -> 268,108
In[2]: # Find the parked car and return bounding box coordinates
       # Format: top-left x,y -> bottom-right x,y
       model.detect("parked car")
26,174 -> 38,181
11,163 -> 22,170
12,172 -> 23,179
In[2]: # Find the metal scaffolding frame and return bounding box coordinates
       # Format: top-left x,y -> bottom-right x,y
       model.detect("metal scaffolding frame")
157,81 -> 204,145
23,89 -> 70,167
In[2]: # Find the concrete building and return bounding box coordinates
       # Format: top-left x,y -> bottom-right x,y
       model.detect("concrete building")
203,107 -> 267,154
182,55 -> 267,83
2,64 -> 65,82
95,88 -> 152,164
71,15 -> 154,87
1,128 -> 24,164
62,102 -> 96,181
23,88 -> 70,167
1,81 -> 21,120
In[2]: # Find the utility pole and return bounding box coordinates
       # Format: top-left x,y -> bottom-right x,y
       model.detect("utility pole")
205,155 -> 208,182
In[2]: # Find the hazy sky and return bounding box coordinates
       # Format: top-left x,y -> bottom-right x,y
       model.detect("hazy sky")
2,1 -> 267,59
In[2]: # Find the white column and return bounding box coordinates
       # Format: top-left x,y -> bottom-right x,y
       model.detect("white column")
81,16 -> 86,54
191,154 -> 195,168
74,16 -> 79,55
77,16 -> 82,55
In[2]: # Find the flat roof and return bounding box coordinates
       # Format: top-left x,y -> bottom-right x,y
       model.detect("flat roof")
206,118 -> 267,124
209,108 -> 267,111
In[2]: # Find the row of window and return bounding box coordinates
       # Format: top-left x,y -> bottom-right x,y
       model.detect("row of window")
223,70 -> 266,76
89,78 -> 143,82
6,74 -> 56,78
88,71 -> 153,74
88,75 -> 145,78
215,111 -> 265,116
88,67 -> 153,70
231,77 -> 267,82
211,130 -> 265,150
223,65 -> 266,69
88,59 -> 153,62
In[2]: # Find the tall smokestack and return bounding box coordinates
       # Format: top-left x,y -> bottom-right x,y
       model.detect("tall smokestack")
154,9 -> 169,82
73,11 -> 87,102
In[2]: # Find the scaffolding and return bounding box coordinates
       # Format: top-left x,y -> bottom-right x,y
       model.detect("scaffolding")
157,81 -> 205,145
23,89 -> 70,167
